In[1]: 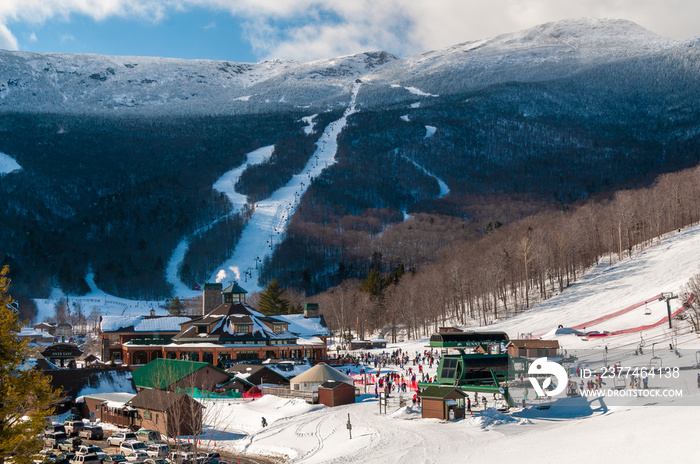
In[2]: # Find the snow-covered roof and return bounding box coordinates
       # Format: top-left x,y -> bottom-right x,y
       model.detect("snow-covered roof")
101,315 -> 191,332
290,362 -> 353,385
279,314 -> 330,337
76,392 -> 136,406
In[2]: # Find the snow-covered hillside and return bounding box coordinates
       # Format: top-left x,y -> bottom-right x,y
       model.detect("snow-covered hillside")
151,224 -> 700,464
0,19 -> 687,114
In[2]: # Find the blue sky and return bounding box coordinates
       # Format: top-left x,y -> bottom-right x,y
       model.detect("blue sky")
1,1 -> 699,63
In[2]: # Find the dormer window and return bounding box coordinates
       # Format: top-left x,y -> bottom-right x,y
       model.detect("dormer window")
274,324 -> 285,334
235,324 -> 252,334
197,325 -> 208,334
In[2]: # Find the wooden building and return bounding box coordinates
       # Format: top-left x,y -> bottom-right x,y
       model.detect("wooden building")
100,283 -> 328,366
506,339 -> 560,359
225,364 -> 290,386
419,386 -> 468,421
132,358 -> 231,392
317,380 -> 356,407
127,390 -> 202,437
78,393 -> 138,428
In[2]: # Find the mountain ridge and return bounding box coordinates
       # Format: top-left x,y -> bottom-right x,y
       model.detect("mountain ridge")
0,18 -> 687,115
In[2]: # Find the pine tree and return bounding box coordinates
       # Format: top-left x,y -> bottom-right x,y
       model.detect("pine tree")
258,279 -> 289,316
167,297 -> 185,316
0,266 -> 61,464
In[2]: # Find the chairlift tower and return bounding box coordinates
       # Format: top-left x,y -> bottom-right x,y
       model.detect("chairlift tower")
659,292 -> 679,329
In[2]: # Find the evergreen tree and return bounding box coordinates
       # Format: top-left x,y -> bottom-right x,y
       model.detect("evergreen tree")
258,279 -> 290,315
0,266 -> 60,464
167,297 -> 186,316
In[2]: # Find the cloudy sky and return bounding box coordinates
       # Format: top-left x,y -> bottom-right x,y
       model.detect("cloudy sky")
1,0 -> 698,63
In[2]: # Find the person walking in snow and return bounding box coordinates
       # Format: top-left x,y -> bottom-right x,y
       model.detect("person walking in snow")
261,417 -> 267,427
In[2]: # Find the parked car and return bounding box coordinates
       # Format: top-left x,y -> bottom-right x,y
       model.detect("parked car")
79,426 -> 104,440
122,451 -> 148,463
63,421 -> 85,437
195,452 -> 221,464
44,432 -> 68,449
44,424 -> 67,435
168,451 -> 194,464
144,442 -> 169,458
107,432 -> 138,447
144,459 -> 167,464
119,441 -> 147,456
76,446 -> 106,459
135,430 -> 159,443
69,454 -> 101,464
33,451 -> 61,464
101,454 -> 127,464
55,453 -> 76,464
58,438 -> 83,452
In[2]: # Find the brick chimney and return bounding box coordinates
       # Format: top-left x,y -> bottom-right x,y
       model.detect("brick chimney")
202,283 -> 223,315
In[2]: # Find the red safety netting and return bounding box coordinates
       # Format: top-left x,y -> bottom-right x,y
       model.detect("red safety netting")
607,294 -> 695,336
570,294 -> 663,330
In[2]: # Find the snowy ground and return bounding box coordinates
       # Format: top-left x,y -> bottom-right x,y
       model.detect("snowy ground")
187,225 -> 700,464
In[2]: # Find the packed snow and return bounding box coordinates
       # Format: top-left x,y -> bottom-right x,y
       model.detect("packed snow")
0,152 -> 21,175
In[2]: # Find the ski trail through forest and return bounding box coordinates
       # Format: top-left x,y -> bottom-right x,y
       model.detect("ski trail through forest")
206,83 -> 362,292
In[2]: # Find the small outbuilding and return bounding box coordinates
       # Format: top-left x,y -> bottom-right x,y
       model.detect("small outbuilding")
289,362 -> 353,392
419,386 -> 468,421
317,380 -> 356,407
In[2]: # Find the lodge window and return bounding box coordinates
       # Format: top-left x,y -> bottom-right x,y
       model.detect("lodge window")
274,324 -> 284,334
197,326 -> 208,334
235,324 -> 252,334
144,411 -> 151,420
155,414 -> 159,424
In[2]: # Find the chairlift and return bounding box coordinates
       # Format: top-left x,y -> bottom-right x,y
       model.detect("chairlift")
649,356 -> 662,370
613,375 -> 626,390
644,304 -> 652,316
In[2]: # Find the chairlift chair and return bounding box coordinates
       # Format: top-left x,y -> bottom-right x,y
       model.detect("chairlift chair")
644,304 -> 652,316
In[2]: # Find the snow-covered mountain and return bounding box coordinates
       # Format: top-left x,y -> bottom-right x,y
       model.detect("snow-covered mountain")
2,18 -> 700,303
0,19 -> 689,115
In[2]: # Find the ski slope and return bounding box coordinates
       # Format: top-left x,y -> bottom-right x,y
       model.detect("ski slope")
208,83 -> 361,291
166,145 -> 275,297
189,224 -> 700,464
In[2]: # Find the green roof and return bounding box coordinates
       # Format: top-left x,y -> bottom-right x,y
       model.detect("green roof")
132,358 -> 229,390
418,386 -> 468,399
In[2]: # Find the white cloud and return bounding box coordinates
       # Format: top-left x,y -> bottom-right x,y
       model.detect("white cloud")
0,23 -> 18,50
0,0 -> 699,60
29,31 -> 37,42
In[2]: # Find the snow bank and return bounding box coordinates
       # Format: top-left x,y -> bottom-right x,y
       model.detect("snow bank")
473,408 -> 532,428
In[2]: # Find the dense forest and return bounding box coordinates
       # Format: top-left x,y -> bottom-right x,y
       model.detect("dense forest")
0,111 -> 311,310
313,163 -> 700,341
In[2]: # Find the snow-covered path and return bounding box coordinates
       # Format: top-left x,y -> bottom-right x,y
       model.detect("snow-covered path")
209,83 -> 362,291
401,153 -> 449,198
165,146 -> 275,297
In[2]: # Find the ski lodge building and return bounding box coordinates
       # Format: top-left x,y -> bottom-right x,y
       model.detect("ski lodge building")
100,282 -> 329,366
